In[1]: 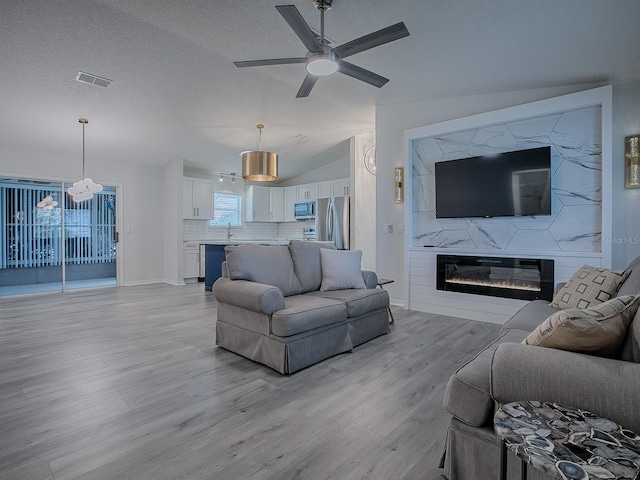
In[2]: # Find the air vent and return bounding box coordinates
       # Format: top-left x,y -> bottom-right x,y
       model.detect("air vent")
76,71 -> 112,88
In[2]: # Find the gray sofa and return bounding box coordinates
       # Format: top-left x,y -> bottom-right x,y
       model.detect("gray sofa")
440,257 -> 640,480
212,241 -> 390,374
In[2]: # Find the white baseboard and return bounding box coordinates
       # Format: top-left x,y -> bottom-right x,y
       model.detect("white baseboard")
123,278 -> 182,287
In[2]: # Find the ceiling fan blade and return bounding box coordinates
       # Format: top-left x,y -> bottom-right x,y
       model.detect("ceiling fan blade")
276,5 -> 324,53
338,60 -> 389,88
333,22 -> 410,59
234,57 -> 306,68
296,74 -> 319,98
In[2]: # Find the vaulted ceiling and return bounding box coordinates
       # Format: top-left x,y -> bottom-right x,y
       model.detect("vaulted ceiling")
1,0 -> 639,181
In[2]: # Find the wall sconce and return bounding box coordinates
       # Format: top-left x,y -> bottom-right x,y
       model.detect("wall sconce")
394,167 -> 404,203
626,135 -> 640,188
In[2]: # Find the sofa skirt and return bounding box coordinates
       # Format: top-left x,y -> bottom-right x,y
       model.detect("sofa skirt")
216,320 -> 352,374
347,308 -> 391,347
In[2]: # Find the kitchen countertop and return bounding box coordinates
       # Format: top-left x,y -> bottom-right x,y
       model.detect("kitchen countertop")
185,239 -> 299,246
202,239 -> 291,245
184,239 -> 331,246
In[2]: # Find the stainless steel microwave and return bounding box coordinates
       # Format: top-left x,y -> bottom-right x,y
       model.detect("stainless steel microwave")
294,201 -> 315,220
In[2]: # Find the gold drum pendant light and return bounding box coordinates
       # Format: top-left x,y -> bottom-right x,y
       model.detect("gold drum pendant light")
241,124 -> 278,181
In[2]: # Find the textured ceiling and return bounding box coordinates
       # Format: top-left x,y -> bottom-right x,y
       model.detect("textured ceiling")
1,0 -> 639,181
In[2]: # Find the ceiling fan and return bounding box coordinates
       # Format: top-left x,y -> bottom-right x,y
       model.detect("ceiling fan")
234,0 -> 410,98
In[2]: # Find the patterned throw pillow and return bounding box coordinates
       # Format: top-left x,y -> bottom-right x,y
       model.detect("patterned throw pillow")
550,265 -> 631,309
524,294 -> 640,356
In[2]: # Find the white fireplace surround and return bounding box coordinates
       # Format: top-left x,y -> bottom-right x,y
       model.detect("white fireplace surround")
402,86 -> 612,324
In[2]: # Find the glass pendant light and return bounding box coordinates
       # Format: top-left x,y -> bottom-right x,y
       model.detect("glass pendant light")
67,118 -> 103,201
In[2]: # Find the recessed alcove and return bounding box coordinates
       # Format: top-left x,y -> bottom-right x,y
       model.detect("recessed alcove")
403,86 -> 613,324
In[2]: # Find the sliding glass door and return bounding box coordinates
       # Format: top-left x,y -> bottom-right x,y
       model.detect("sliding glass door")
62,182 -> 117,290
0,178 -> 117,296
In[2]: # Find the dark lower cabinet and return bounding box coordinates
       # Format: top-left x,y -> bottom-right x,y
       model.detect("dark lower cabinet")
204,244 -> 226,292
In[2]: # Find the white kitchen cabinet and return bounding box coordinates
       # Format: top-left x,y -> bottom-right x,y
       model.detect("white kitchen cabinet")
318,181 -> 331,199
183,177 -> 214,219
270,187 -> 285,222
245,185 -> 270,222
331,178 -> 350,197
284,185 -> 297,222
183,242 -> 199,279
297,182 -> 319,202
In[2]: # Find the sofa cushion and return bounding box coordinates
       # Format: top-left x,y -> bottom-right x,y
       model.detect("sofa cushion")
550,265 -> 630,309
611,256 -> 640,362
288,241 -> 336,293
616,256 -> 640,297
306,288 -> 389,318
621,309 -> 640,363
225,244 -> 302,297
524,294 -> 640,356
320,249 -> 367,291
271,295 -> 347,337
501,299 -> 560,334
443,329 -> 528,427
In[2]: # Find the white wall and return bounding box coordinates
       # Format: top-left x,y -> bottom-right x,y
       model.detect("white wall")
283,156 -> 350,186
0,145 -> 165,286
164,158 -> 184,285
375,83 -> 608,306
353,132 -> 376,270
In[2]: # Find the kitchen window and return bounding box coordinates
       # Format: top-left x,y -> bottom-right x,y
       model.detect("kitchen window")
210,193 -> 242,227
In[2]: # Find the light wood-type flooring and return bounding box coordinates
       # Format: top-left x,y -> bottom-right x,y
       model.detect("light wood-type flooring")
0,283 -> 500,480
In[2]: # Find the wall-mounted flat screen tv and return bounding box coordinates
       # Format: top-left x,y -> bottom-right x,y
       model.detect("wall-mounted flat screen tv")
434,146 -> 551,219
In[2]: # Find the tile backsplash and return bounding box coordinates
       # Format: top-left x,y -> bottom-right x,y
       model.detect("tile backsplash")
183,219 -> 315,241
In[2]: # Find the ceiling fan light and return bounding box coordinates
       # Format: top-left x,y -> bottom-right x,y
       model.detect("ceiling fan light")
306,53 -> 338,76
241,151 -> 279,181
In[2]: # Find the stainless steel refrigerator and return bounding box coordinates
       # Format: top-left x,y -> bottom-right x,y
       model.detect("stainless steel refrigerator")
315,196 -> 349,250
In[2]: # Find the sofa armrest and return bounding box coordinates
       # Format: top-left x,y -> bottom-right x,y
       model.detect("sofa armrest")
213,277 -> 285,315
362,270 -> 378,289
491,342 -> 640,432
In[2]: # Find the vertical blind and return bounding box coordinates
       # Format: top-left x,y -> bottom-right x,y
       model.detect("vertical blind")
0,181 -> 116,269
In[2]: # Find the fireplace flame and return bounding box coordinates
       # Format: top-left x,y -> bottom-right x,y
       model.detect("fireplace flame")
446,277 -> 541,292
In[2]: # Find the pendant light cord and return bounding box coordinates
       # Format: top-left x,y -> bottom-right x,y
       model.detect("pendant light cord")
82,121 -> 86,179
79,118 -> 88,179
257,123 -> 264,152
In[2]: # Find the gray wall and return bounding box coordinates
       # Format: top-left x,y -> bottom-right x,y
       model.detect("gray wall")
612,80 -> 640,268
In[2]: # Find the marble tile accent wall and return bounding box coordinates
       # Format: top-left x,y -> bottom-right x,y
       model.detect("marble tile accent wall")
412,106 -> 602,252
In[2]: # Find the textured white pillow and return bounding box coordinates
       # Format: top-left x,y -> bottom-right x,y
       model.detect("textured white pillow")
320,249 -> 366,291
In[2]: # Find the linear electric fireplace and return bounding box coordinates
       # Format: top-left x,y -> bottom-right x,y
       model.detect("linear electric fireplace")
436,255 -> 554,301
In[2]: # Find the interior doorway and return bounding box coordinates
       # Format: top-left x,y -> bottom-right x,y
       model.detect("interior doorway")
0,178 -> 118,296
